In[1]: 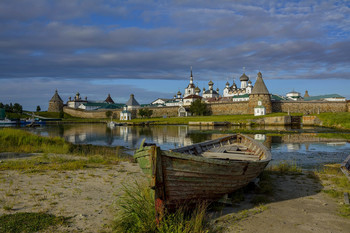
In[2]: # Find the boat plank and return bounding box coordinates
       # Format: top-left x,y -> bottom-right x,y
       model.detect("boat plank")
201,152 -> 259,160
163,158 -> 249,176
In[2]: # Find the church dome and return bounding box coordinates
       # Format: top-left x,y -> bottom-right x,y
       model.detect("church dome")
195,87 -> 201,93
240,73 -> 249,81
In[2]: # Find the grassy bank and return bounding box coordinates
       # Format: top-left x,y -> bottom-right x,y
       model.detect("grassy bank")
317,112 -> 350,130
0,128 -> 131,171
316,164 -> 350,218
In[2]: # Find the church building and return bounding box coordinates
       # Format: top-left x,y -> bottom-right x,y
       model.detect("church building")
184,67 -> 199,98
223,73 -> 253,98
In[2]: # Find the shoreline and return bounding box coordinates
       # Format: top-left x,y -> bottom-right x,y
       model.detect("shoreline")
1,159 -> 349,232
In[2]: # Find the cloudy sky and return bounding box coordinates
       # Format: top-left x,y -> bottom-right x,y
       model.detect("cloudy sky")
0,0 -> 349,110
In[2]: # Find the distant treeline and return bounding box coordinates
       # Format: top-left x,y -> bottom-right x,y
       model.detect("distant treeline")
0,102 -> 23,114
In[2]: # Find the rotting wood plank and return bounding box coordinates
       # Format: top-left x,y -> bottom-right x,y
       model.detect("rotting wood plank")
164,175 -> 258,184
201,153 -> 259,161
165,169 -> 262,179
163,160 -> 249,176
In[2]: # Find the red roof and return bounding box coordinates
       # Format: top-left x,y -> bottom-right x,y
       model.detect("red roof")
183,94 -> 202,99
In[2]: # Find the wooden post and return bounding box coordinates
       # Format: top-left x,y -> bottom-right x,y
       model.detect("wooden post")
344,192 -> 349,205
151,146 -> 166,224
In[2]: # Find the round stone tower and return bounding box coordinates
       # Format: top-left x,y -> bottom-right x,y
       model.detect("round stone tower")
48,89 -> 64,112
248,72 -> 272,114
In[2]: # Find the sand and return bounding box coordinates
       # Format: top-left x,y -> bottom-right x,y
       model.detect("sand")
216,173 -> 350,233
1,160 -> 350,233
0,161 -> 144,232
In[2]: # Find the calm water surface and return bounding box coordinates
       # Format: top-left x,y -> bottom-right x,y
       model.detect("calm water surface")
24,124 -> 350,169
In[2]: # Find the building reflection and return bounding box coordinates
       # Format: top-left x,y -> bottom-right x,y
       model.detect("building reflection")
31,124 -> 349,151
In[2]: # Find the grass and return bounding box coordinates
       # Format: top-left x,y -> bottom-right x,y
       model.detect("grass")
316,112 -> 350,129
0,212 -> 69,233
267,161 -> 303,175
0,128 -> 131,171
113,182 -> 211,233
317,133 -> 350,140
316,164 -> 350,218
0,128 -> 69,154
215,204 -> 267,228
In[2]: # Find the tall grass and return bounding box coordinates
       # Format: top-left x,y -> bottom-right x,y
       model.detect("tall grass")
0,128 -> 125,156
267,161 -> 302,174
0,128 -> 130,171
0,128 -> 69,154
113,182 -> 210,233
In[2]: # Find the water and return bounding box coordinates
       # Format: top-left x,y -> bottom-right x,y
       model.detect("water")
23,123 -> 350,169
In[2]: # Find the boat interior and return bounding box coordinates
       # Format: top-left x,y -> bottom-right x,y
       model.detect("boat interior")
171,135 -> 266,161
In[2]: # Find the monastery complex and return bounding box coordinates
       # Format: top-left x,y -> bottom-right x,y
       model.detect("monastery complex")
48,69 -> 350,119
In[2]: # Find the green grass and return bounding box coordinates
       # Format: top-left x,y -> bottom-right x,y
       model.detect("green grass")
317,133 -> 350,140
267,161 -> 302,175
0,128 -> 122,155
216,204 -> 267,224
0,128 -> 131,171
316,164 -> 350,218
0,128 -> 69,154
339,204 -> 350,218
0,212 -> 69,233
113,182 -> 211,233
317,112 -> 350,129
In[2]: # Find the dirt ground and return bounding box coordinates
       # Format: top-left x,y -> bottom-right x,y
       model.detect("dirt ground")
1,161 -> 350,233
0,161 -> 145,232
216,173 -> 350,233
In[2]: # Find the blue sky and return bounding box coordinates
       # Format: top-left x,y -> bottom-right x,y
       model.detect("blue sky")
0,0 -> 349,110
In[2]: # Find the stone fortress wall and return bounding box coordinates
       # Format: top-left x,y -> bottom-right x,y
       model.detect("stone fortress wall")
64,100 -> 350,119
272,101 -> 348,114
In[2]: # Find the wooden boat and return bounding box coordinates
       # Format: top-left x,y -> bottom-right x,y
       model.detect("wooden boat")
340,154 -> 350,181
134,134 -> 271,212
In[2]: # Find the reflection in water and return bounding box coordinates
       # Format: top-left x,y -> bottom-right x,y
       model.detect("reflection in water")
27,124 -> 350,169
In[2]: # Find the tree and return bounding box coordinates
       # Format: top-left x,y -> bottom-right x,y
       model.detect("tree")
4,104 -> 12,112
0,102 -> 3,108
13,103 -> 22,114
139,108 -> 153,118
36,105 -> 41,112
189,99 -> 209,116
59,110 -> 64,118
105,111 -> 113,118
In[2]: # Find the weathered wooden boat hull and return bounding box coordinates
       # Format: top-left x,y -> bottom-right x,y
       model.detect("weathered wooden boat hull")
134,134 -> 271,209
341,154 -> 350,182
160,151 -> 269,206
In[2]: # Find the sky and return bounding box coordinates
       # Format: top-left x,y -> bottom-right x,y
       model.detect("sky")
0,0 -> 349,110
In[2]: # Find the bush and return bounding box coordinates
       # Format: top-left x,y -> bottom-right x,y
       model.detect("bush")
189,99 -> 209,116
139,108 -> 153,118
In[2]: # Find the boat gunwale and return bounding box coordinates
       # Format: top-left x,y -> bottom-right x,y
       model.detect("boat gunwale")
135,134 -> 272,164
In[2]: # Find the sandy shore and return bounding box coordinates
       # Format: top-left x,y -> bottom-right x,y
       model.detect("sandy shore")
216,172 -> 350,233
0,161 -> 144,232
1,160 -> 350,232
